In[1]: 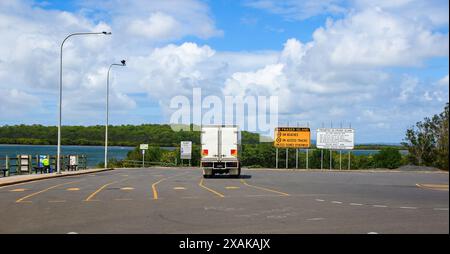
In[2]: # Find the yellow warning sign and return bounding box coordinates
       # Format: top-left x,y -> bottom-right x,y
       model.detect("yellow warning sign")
274,127 -> 311,148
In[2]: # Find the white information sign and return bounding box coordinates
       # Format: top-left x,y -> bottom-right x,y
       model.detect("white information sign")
140,144 -> 149,150
69,155 -> 78,166
180,141 -> 192,160
316,128 -> 354,149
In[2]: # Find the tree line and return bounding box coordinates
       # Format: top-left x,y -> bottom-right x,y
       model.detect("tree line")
0,124 -> 260,146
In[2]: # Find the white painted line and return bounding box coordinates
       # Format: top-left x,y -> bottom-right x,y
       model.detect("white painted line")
315,199 -> 325,202
433,208 -> 449,211
173,187 -> 186,190
331,201 -> 343,204
350,203 -> 363,206
367,232 -> 378,234
120,187 -> 134,191
307,217 -> 325,221
67,232 -> 78,234
399,206 -> 417,209
9,188 -> 27,192
373,205 -> 388,208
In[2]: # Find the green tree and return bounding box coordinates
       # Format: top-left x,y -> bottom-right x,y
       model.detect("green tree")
373,147 -> 403,169
402,103 -> 449,170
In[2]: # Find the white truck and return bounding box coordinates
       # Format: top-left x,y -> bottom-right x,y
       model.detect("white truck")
200,125 -> 241,178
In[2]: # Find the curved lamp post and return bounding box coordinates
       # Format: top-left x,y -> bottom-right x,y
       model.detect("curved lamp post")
57,31 -> 111,174
105,60 -> 126,169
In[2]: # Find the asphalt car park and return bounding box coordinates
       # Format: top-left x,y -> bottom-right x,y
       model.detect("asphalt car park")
0,167 -> 448,233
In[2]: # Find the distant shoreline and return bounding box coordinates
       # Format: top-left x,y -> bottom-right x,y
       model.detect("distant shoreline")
0,144 -> 135,148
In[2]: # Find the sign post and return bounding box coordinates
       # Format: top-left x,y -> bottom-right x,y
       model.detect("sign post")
330,150 -> 332,170
320,150 -> 323,170
275,148 -> 278,168
140,144 -> 148,168
180,141 -> 192,166
348,151 -> 351,170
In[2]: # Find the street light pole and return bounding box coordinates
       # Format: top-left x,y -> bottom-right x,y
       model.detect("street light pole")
105,60 -> 126,169
57,31 -> 111,174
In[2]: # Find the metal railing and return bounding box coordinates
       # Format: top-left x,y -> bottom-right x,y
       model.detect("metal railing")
0,155 -> 87,177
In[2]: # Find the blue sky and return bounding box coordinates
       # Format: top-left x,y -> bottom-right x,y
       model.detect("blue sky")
0,0 -> 448,143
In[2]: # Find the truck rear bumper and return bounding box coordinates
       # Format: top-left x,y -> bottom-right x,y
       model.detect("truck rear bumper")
201,161 -> 240,176
201,161 -> 239,169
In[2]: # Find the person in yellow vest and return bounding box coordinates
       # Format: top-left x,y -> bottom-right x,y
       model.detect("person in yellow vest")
42,157 -> 50,173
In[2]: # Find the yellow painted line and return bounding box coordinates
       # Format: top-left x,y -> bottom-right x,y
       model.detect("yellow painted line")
66,187 -> 80,191
84,178 -> 128,201
121,187 -> 134,191
151,178 -> 166,200
10,188 -> 27,192
240,179 -> 290,196
173,187 -> 186,190
225,186 -> 240,189
416,183 -> 448,191
16,180 -> 82,203
151,172 -> 189,200
199,178 -> 225,198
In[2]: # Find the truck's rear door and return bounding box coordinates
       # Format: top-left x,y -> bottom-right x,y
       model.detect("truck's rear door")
201,126 -> 219,160
220,126 -> 238,160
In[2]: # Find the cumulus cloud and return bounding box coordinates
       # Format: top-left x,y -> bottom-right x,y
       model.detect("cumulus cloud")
0,0 -> 222,124
127,12 -> 180,40
311,9 -> 449,67
0,0 -> 447,143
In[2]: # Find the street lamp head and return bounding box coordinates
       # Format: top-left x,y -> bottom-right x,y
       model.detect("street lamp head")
121,60 -> 126,66
102,31 -> 112,35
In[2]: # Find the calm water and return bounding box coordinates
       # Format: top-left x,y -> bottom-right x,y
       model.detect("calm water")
0,144 -> 134,167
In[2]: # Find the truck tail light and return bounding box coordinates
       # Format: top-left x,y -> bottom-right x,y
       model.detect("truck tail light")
231,149 -> 237,156
202,149 -> 209,156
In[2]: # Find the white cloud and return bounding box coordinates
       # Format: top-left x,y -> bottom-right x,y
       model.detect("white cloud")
127,12 -> 180,40
398,75 -> 418,101
310,9 -> 449,67
438,74 -> 449,86
0,0 -> 222,124
0,89 -> 41,117
0,0 -> 447,143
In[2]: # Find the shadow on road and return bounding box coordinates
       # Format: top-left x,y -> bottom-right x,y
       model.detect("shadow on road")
206,174 -> 252,179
